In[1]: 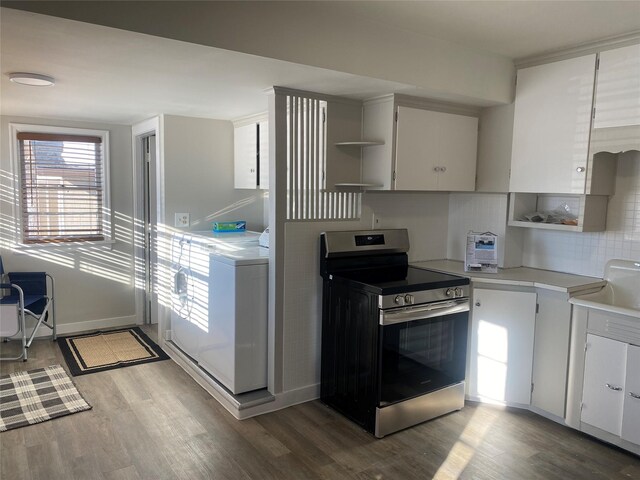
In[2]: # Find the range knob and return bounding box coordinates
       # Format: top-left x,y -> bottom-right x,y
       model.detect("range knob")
394,295 -> 405,306
404,294 -> 414,305
445,288 -> 454,297
454,287 -> 463,297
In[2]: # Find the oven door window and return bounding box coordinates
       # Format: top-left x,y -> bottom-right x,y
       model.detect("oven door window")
379,311 -> 468,407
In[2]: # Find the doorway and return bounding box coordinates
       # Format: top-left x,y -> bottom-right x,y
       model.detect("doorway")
132,118 -> 162,334
142,134 -> 157,325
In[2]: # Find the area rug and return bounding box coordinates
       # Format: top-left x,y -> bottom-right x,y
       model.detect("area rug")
58,327 -> 169,376
0,364 -> 91,432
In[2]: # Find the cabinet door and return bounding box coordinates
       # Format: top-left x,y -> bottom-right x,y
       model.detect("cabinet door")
510,55 -> 596,194
258,120 -> 269,189
468,288 -> 537,405
581,334 -> 627,436
622,344 -> 640,445
395,106 -> 440,190
234,123 -> 258,189
395,107 -> 477,191
531,290 -> 572,418
594,44 -> 640,129
436,112 -> 478,191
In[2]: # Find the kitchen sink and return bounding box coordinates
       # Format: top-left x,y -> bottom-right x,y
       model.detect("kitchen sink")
569,259 -> 640,319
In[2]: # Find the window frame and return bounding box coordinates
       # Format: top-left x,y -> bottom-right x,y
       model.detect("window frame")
10,123 -> 113,248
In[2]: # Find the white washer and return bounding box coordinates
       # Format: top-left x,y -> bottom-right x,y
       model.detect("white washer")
170,231 -> 261,360
197,246 -> 269,394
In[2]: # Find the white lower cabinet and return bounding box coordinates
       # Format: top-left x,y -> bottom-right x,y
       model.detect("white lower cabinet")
581,334 -> 640,444
531,289 -> 572,418
468,287 -> 537,405
581,334 -> 627,436
622,345 -> 640,445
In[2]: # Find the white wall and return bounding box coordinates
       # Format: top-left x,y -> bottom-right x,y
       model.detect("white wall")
161,115 -> 265,232
447,193 -> 523,268
0,115 -> 137,333
522,151 -> 640,277
363,192 -> 450,261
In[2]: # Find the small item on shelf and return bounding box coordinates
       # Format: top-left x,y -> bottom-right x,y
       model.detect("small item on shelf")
518,203 -> 578,226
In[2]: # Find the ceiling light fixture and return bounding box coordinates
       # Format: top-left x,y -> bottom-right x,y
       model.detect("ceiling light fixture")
8,72 -> 55,87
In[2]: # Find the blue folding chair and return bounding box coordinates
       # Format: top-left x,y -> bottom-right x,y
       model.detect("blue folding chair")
0,256 -> 56,361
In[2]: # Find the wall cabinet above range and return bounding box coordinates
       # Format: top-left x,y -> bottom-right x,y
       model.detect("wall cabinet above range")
362,95 -> 479,192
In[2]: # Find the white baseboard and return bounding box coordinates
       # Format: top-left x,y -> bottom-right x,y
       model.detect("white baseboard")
238,383 -> 320,419
164,340 -> 320,420
23,315 -> 137,338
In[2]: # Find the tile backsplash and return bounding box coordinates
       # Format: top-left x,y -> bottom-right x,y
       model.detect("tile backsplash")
447,193 -> 523,268
522,151 -> 640,277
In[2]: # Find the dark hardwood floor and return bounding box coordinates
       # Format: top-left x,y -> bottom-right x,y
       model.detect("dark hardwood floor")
1,329 -> 639,480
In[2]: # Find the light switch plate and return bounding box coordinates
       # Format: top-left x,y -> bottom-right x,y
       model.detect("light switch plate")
175,213 -> 190,228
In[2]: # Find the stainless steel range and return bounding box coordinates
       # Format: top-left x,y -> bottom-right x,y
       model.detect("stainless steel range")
320,229 -> 470,437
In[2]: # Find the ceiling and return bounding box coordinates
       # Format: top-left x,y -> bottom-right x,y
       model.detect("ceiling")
1,2 -> 639,125
331,1 -> 640,60
0,8 -> 414,124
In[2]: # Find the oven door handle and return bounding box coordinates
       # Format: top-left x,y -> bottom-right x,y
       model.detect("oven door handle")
379,298 -> 470,326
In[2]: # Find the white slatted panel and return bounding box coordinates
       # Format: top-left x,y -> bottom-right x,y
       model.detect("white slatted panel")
285,94 -> 360,221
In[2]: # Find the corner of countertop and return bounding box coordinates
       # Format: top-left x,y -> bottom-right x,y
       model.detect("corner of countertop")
410,259 -> 605,294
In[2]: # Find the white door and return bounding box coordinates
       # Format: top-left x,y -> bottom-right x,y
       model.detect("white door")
234,123 -> 258,189
594,44 -> 640,129
531,289 -> 572,418
394,106 -> 440,190
622,344 -> 640,445
395,107 -> 477,191
510,54 -> 596,194
436,112 -> 477,191
468,288 -> 537,405
581,334 -> 627,436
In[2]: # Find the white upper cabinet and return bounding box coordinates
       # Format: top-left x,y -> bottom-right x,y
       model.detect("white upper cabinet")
395,107 -> 478,191
258,119 -> 269,189
510,55 -> 597,194
362,96 -> 478,191
233,114 -> 269,190
594,44 -> 640,129
234,122 -> 258,189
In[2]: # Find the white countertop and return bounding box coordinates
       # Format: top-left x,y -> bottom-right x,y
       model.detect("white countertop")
411,259 -> 606,294
209,246 -> 269,266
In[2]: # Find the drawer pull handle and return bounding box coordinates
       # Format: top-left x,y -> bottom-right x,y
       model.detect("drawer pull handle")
629,392 -> 640,399
606,383 -> 623,392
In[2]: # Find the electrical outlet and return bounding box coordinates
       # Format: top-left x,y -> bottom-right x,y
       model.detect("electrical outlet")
175,213 -> 190,228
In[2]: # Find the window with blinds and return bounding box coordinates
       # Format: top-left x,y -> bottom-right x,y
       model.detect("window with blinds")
16,129 -> 110,244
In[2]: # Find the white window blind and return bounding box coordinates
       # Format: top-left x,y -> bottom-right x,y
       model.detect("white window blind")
286,95 -> 360,221
17,131 -> 108,244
